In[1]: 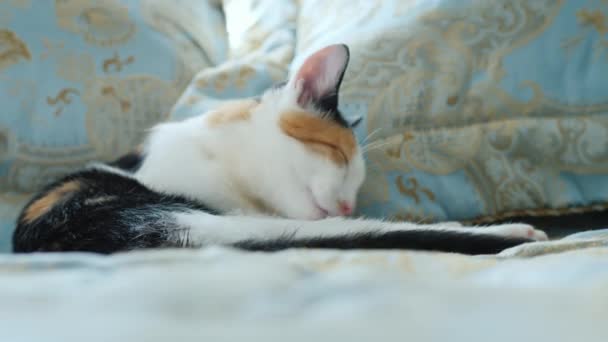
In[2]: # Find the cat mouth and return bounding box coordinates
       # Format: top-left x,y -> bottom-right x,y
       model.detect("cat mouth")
314,202 -> 329,218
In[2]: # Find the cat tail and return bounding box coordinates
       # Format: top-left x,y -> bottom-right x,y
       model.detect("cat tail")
231,230 -> 532,255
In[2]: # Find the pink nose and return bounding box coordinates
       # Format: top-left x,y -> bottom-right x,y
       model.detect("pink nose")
338,201 -> 353,216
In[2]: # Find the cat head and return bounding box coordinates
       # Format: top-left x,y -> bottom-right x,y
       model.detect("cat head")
138,44 -> 365,220
268,44 -> 365,219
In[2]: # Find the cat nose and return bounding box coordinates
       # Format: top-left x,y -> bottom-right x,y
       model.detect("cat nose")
338,201 -> 353,216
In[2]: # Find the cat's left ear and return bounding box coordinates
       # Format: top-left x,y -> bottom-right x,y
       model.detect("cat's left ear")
290,44 -> 350,113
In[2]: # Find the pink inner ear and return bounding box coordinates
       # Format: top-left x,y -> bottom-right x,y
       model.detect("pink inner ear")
293,44 -> 349,107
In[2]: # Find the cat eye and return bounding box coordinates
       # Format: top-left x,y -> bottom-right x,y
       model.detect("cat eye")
309,141 -> 349,164
349,116 -> 362,128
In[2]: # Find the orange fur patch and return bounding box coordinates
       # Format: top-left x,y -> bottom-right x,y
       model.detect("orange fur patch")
22,180 -> 81,224
279,111 -> 356,165
206,99 -> 257,127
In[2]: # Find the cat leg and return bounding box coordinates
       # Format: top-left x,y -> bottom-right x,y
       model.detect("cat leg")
481,224 -> 548,241
172,212 -> 547,254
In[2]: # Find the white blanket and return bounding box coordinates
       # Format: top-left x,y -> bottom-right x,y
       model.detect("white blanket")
1,230 -> 608,342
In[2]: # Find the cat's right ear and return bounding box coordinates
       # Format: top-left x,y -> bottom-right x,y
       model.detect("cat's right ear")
289,44 -> 350,112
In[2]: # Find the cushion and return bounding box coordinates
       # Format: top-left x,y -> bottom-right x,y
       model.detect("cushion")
0,0 -> 608,251
170,0 -> 297,119
299,0 -> 608,224
0,0 -> 227,252
175,0 -> 608,224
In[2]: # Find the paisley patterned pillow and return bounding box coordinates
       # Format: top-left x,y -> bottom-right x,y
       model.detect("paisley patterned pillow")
0,0 -> 227,252
170,0 -> 608,225
170,0 -> 297,120
292,0 -> 608,224
0,0 -> 226,193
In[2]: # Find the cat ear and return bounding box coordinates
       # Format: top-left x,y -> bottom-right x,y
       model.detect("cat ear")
290,44 -> 350,111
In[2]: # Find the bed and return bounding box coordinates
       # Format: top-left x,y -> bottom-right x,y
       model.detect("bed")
1,1 -> 608,340
2,234 -> 608,341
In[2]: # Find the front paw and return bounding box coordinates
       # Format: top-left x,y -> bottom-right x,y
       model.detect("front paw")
485,224 -> 548,241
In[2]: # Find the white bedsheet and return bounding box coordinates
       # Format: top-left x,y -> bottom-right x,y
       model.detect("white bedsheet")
1,230 -> 608,341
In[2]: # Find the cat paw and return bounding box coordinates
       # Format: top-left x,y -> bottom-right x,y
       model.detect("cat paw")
485,224 -> 548,241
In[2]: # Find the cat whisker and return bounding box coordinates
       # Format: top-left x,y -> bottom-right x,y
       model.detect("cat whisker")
362,138 -> 387,150
362,140 -> 394,153
360,128 -> 383,145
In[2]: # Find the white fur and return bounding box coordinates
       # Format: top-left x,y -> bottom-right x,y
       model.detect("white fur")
88,163 -> 136,179
135,83 -> 364,220
172,211 -> 547,245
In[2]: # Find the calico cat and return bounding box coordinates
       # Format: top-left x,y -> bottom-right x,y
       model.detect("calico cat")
12,44 -> 547,255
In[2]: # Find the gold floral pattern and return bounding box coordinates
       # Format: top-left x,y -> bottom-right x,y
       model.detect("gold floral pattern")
83,75 -> 177,160
139,0 -> 226,89
55,0 -> 135,46
4,0 -> 608,227
46,88 -> 80,116
0,30 -> 30,71
169,0 -> 296,119
296,0 -> 608,221
102,52 -> 134,73
1,1 -> 225,194
562,4 -> 608,61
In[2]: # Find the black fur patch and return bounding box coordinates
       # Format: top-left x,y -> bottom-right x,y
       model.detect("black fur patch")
107,152 -> 144,172
13,168 -> 216,254
233,230 -> 532,255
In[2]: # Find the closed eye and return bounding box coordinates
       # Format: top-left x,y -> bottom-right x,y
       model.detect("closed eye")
306,140 -> 348,164
279,112 -> 356,166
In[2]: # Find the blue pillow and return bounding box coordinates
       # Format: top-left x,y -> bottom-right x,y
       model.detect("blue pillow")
174,0 -> 608,225
0,0 -> 227,252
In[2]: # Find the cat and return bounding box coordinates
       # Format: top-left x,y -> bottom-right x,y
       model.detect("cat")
12,44 -> 548,255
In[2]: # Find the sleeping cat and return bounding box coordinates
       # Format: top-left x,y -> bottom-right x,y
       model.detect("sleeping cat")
12,44 -> 548,255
